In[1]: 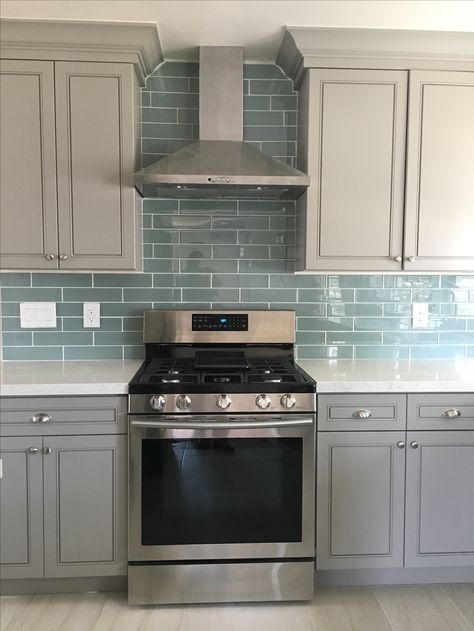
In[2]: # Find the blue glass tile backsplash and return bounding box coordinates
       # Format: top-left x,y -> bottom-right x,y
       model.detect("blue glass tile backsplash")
1,62 -> 473,360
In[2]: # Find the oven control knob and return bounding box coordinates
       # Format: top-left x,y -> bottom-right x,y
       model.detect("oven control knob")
150,395 -> 166,411
280,394 -> 296,409
255,394 -> 271,409
176,395 -> 191,411
216,395 -> 232,410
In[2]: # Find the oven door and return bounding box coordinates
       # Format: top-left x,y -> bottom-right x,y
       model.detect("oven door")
129,414 -> 315,562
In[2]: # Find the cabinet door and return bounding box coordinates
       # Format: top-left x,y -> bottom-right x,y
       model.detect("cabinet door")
0,60 -> 58,269
299,69 -> 407,272
404,71 -> 474,271
316,431 -> 406,570
55,61 -> 138,270
43,434 -> 127,577
405,431 -> 474,567
0,437 -> 44,579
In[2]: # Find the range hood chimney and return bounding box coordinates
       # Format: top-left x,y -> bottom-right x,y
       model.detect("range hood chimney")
134,47 -> 310,200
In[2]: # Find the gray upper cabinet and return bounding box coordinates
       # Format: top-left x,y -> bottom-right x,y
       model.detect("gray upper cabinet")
43,434 -> 127,577
317,431 -> 406,569
297,67 -> 474,273
297,69 -> 407,272
0,60 -> 140,271
405,431 -> 474,567
55,62 -> 139,270
0,437 -> 44,579
0,60 -> 59,269
404,71 -> 474,272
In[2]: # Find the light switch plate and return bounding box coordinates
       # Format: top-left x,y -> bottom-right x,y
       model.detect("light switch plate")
412,303 -> 429,328
20,302 -> 56,328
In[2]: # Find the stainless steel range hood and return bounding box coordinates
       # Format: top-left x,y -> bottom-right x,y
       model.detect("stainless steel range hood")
134,47 -> 310,200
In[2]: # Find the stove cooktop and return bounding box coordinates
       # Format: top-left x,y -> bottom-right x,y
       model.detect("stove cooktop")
129,354 -> 316,394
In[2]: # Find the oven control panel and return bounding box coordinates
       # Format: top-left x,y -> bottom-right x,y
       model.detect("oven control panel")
192,313 -> 248,331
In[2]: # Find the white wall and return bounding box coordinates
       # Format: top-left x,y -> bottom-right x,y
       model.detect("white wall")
1,0 -> 474,61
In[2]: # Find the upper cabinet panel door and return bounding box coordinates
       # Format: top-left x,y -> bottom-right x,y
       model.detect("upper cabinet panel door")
54,62 -> 137,270
300,69 -> 407,272
404,71 -> 474,272
0,60 -> 58,269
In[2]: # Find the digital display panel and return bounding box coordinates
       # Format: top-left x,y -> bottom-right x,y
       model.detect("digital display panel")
192,314 -> 248,331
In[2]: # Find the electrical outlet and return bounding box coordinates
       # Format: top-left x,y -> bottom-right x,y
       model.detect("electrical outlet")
83,302 -> 100,328
412,303 -> 429,328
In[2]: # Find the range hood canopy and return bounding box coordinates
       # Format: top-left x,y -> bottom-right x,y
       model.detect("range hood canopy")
134,47 -> 310,200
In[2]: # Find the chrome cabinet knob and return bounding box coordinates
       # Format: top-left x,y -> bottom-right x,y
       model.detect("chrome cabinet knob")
43,447 -> 52,455
407,256 -> 416,263
256,394 -> 271,409
150,395 -> 166,411
28,447 -> 39,454
352,409 -> 372,419
410,441 -> 419,449
280,394 -> 296,409
31,413 -> 52,424
45,253 -> 56,261
59,254 -> 69,260
442,408 -> 461,418
393,256 -> 402,262
216,395 -> 231,410
397,441 -> 405,449
176,395 -> 191,411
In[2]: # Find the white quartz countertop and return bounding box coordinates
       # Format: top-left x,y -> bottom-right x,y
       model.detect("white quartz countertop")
0,360 -> 142,396
1,359 -> 473,397
297,359 -> 474,393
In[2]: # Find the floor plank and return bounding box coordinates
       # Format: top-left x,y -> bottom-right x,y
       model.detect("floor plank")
373,584 -> 472,631
2,584 -> 474,631
441,584 -> 474,628
307,586 -> 393,631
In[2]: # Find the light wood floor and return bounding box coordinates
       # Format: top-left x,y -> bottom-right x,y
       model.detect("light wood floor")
1,584 -> 473,631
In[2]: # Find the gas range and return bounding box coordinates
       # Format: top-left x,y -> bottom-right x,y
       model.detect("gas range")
128,309 -> 316,414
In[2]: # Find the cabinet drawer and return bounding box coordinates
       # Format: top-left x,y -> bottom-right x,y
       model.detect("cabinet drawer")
0,396 -> 127,436
318,394 -> 406,431
407,394 -> 474,430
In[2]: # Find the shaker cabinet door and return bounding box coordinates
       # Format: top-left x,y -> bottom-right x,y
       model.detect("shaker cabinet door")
54,61 -> 138,270
0,60 -> 58,269
404,71 -> 474,272
0,437 -> 44,579
299,69 -> 407,272
43,434 -> 127,577
316,431 -> 406,570
405,431 -> 474,567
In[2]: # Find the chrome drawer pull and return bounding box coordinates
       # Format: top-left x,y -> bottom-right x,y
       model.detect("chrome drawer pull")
352,409 -> 372,419
31,413 -> 52,424
442,408 -> 461,419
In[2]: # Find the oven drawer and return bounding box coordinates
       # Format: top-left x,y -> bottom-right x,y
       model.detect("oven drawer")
408,394 -> 474,430
0,396 -> 127,436
317,394 -> 407,431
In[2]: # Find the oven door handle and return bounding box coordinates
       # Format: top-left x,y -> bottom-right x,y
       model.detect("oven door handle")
130,418 -> 313,430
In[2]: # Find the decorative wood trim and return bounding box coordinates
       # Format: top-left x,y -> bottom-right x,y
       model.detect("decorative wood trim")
277,27 -> 474,86
0,19 -> 163,85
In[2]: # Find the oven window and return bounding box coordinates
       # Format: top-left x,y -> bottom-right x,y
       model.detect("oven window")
141,438 -> 303,545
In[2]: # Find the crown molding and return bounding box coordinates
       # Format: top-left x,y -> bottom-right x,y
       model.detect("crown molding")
0,18 -> 163,85
277,27 -> 474,86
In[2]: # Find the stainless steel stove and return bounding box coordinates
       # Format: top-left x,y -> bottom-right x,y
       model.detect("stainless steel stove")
128,309 -> 316,605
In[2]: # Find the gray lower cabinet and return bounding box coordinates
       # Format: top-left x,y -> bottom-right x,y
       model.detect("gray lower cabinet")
43,434 -> 127,577
405,430 -> 474,567
0,396 -> 128,581
0,59 -> 140,271
0,437 -> 44,579
316,431 -> 406,570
